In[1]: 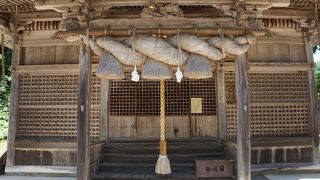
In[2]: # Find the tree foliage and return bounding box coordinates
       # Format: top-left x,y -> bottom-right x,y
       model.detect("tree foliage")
0,47 -> 12,140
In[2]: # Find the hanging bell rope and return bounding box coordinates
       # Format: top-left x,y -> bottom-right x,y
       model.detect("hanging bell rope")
155,79 -> 171,175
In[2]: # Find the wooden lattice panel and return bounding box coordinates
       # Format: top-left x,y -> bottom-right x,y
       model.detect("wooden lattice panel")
225,72 -> 309,138
290,0 -> 318,8
190,79 -> 216,115
262,18 -> 299,28
17,74 -> 101,140
110,73 -> 216,116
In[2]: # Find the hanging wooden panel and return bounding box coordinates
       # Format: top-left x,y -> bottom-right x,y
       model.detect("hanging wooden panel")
16,74 -> 101,141
225,71 -> 309,138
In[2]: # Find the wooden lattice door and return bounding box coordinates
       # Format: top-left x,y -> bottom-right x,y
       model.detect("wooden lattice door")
109,74 -> 217,140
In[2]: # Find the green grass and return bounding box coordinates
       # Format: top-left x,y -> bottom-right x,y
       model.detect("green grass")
0,140 -> 6,157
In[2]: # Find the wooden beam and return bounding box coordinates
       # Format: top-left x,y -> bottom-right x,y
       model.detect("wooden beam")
256,37 -> 304,45
57,27 -> 266,38
304,36 -> 320,164
261,8 -> 314,19
90,17 -> 234,29
216,63 -> 226,140
15,141 -> 77,150
34,0 -> 290,10
223,62 -> 314,72
235,54 -> 250,180
21,39 -> 80,47
100,80 -> 110,142
12,10 -> 62,22
77,36 -> 91,180
14,64 -> 98,74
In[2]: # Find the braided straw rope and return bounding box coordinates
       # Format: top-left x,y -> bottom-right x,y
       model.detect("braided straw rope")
160,79 -> 166,141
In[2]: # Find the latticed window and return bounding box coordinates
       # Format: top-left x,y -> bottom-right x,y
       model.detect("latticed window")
110,73 -> 216,116
16,74 -> 101,141
226,72 -> 309,138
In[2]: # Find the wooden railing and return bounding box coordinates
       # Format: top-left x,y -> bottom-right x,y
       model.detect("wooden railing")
89,141 -> 105,177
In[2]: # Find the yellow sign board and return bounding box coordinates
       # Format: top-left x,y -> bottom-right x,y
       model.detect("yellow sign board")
191,98 -> 202,113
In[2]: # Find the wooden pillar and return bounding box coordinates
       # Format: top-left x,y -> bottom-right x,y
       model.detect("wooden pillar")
6,74 -> 19,167
6,36 -> 21,167
304,36 -> 320,163
217,62 -> 226,140
235,54 -> 250,180
77,38 -> 92,179
1,34 -> 5,80
100,80 -> 109,142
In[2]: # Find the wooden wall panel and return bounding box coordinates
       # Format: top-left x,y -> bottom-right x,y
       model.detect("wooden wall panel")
255,43 -> 289,62
40,46 -> 56,64
137,117 -> 159,139
248,39 -> 306,62
289,44 -> 306,62
191,116 -> 217,138
109,116 -> 136,139
24,47 -> 41,65
55,45 -> 79,64
22,45 -> 79,65
15,149 -> 76,166
166,116 -> 190,139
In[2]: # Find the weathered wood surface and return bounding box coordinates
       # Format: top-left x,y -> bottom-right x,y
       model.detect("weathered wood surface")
109,116 -> 136,139
137,116 -> 160,139
235,54 -> 250,180
21,39 -> 79,47
22,45 -> 79,65
191,116 -> 217,138
77,39 -> 91,179
34,0 -> 290,9
57,27 -> 266,38
195,159 -> 234,178
13,62 -> 313,75
247,40 -> 306,62
166,116 -> 190,139
304,36 -> 319,164
14,141 -> 77,149
6,74 -> 19,167
108,115 -> 218,140
222,62 -> 313,72
100,80 -> 109,141
216,64 -> 226,140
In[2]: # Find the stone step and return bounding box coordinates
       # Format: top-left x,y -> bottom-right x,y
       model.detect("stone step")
103,145 -> 224,154
94,141 -> 230,180
102,153 -> 226,164
93,172 -> 234,180
98,162 -> 193,174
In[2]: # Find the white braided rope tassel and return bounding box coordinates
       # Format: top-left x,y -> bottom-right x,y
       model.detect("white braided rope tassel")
131,30 -> 140,82
176,28 -> 184,83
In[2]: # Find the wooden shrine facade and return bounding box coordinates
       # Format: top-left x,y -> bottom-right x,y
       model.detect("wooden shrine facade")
0,0 -> 320,180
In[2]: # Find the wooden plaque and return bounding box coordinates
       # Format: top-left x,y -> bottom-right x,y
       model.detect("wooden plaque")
191,98 -> 202,113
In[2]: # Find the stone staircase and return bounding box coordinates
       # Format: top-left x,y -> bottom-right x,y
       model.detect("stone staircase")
93,141 -> 234,180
